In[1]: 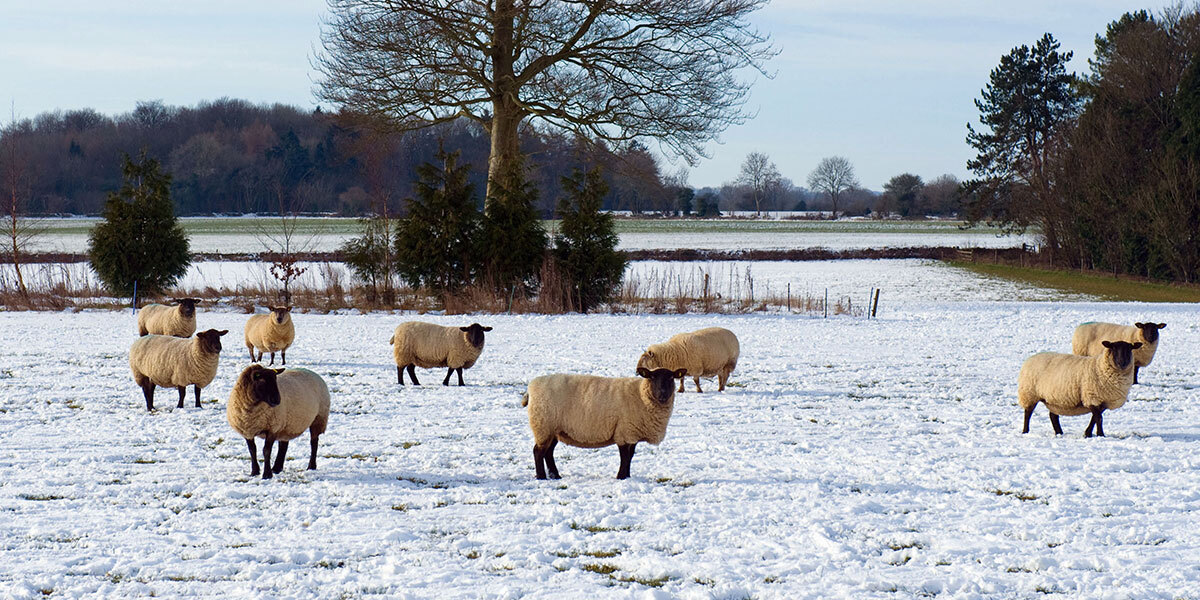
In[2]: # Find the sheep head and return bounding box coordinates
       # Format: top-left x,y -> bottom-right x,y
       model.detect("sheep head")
197,329 -> 228,354
270,306 -> 292,324
244,365 -> 283,407
173,297 -> 200,318
637,367 -> 687,404
1101,340 -> 1142,371
460,323 -> 492,349
1133,322 -> 1166,343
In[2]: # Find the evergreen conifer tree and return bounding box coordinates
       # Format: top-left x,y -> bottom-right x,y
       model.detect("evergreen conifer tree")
88,152 -> 190,298
393,150 -> 480,292
554,167 -> 626,312
480,159 -> 548,296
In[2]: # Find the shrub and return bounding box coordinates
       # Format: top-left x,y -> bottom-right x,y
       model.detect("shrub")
393,149 -> 481,292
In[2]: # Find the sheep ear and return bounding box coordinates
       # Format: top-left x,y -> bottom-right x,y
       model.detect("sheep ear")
636,367 -> 651,378
1131,342 -> 1143,349
460,327 -> 470,332
645,350 -> 654,358
482,326 -> 492,332
1157,323 -> 1166,329
674,369 -> 688,379
217,330 -> 228,336
1134,322 -> 1145,328
273,368 -> 285,374
1102,341 -> 1114,348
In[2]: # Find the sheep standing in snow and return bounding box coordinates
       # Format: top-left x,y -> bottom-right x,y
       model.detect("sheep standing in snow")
244,306 -> 296,366
522,367 -> 687,480
1072,321 -> 1165,384
227,365 -> 330,480
1018,340 -> 1142,437
389,322 -> 492,386
636,327 -> 739,393
129,329 -> 228,411
137,298 -> 200,337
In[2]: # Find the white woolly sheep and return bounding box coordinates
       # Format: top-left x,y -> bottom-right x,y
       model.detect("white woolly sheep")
636,326 -> 739,393
129,329 -> 228,411
227,365 -> 330,480
1018,340 -> 1142,437
522,367 -> 687,480
1072,321 -> 1165,384
389,321 -> 492,386
137,298 -> 200,337
244,306 -> 296,365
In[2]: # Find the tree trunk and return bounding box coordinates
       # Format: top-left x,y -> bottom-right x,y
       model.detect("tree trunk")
487,107 -> 523,200
486,0 -> 524,202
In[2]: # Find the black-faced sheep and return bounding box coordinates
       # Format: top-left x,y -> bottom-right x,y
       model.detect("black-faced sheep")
137,298 -> 200,337
129,329 -> 227,411
1072,321 -> 1165,384
244,306 -> 296,365
522,367 -> 687,480
1018,340 -> 1142,437
636,326 -> 739,392
389,321 -> 492,386
227,365 -> 330,480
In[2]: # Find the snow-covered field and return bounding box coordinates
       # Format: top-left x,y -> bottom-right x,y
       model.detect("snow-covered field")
1,300 -> 1197,598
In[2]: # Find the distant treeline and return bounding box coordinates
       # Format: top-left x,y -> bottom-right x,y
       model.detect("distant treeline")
0,98 -> 694,217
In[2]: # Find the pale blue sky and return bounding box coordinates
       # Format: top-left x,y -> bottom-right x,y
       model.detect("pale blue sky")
0,0 -> 1151,189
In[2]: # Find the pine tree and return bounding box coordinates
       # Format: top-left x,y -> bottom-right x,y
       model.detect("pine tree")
393,150 -> 480,292
480,159 -> 548,296
88,152 -> 190,298
341,215 -> 394,302
555,167 -> 626,312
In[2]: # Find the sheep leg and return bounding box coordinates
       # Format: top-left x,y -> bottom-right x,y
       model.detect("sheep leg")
694,376 -> 703,393
176,386 -> 186,409
616,443 -> 636,480
261,436 -> 275,480
139,379 -> 155,411
1085,407 -> 1106,438
268,352 -> 276,366
544,438 -> 560,480
308,431 -> 319,470
1048,412 -> 1063,436
1021,405 -> 1035,434
442,368 -> 454,386
533,442 -> 548,480
193,385 -> 202,408
397,365 -> 404,385
246,438 -> 260,477
456,368 -> 465,386
1133,366 -> 1140,385
718,372 -> 728,392
281,349 -> 286,366
676,376 -> 685,393
272,441 -> 288,474
247,345 -> 255,362
407,365 -> 420,385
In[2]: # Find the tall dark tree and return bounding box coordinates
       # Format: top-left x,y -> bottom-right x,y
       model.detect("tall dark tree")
962,33 -> 1080,251
555,168 -> 625,312
882,173 -> 924,218
88,153 -> 191,297
479,159 -> 548,296
315,0 -> 775,196
394,150 -> 481,292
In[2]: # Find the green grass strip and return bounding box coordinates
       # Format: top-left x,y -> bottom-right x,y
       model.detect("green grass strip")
949,261 -> 1200,302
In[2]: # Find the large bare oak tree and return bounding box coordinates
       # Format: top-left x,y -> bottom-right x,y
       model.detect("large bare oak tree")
314,0 -> 774,196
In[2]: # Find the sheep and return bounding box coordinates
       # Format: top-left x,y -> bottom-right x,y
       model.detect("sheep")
1072,321 -> 1166,384
227,365 -> 330,480
244,306 -> 296,366
636,327 -> 739,393
1018,340 -> 1142,438
129,329 -> 228,411
389,321 -> 492,386
137,298 -> 200,337
522,367 -> 687,480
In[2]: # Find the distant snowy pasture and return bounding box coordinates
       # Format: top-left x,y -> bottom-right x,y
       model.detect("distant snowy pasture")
1,302 -> 1198,598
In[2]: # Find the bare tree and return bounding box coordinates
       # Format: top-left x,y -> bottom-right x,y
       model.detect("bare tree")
1,110 -> 36,299
315,0 -> 775,197
807,156 -> 859,219
735,151 -> 782,216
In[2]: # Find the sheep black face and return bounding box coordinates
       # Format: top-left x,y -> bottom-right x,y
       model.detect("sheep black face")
460,323 -> 492,349
1134,322 -> 1166,344
270,306 -> 292,325
174,297 -> 200,318
248,365 -> 284,407
197,329 -> 228,354
637,367 -> 688,404
1101,340 -> 1142,371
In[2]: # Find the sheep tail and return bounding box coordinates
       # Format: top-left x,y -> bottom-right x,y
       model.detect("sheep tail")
388,334 -> 394,345
521,391 -> 529,407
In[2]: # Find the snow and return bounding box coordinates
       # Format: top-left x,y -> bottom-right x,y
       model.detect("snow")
1,301 -> 1198,598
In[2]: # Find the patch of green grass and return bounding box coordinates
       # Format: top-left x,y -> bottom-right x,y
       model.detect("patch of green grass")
989,489 -> 1040,502
391,504 -> 409,512
949,261 -> 1200,302
570,522 -> 634,533
400,441 -> 422,449
583,563 -> 619,575
20,493 -> 66,501
618,573 -> 672,587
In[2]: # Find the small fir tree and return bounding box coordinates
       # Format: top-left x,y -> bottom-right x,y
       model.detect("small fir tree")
340,215 -> 394,302
554,167 -> 626,312
393,150 -> 481,292
480,158 -> 548,296
88,152 -> 190,298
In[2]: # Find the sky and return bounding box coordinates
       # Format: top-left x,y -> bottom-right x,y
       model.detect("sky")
0,0 -> 1155,190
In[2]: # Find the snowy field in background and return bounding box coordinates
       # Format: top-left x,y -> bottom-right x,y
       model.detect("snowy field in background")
1,302 -> 1198,598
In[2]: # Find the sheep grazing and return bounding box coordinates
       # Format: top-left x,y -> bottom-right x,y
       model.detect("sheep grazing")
522,367 -> 687,480
636,326 -> 740,393
227,365 -> 330,480
137,298 -> 200,337
244,306 -> 296,366
1072,321 -> 1166,384
1018,340 -> 1142,438
389,321 -> 492,386
129,329 -> 228,411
